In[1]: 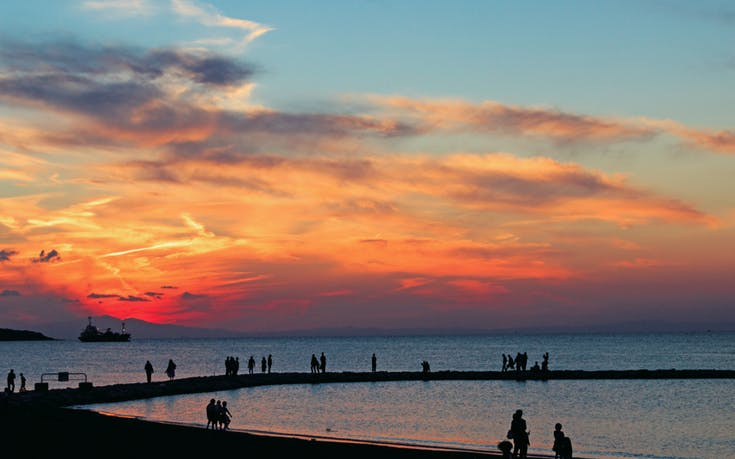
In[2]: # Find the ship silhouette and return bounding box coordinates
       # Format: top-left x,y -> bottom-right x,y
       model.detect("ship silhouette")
78,316 -> 131,342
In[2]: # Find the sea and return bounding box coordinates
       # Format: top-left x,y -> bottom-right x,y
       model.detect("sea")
2,332 -> 734,459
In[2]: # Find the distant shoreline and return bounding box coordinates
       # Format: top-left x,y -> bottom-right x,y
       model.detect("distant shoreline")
0,328 -> 55,341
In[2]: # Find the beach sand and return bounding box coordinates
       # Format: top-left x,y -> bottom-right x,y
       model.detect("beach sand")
0,404 -> 504,458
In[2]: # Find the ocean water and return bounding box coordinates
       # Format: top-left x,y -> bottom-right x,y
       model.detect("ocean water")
3,332 -> 735,458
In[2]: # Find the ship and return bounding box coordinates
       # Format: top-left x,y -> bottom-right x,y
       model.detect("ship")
78,316 -> 131,342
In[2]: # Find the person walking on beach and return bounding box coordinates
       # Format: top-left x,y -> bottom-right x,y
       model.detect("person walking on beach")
206,398 -> 217,429
19,373 -> 26,392
6,369 -> 15,392
144,360 -> 154,383
220,400 -> 232,430
509,409 -> 530,459
320,352 -> 327,374
372,353 -> 377,372
267,354 -> 273,373
552,422 -> 565,459
165,359 -> 176,380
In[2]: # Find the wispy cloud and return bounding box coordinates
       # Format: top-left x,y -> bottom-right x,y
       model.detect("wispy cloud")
0,289 -> 21,297
171,0 -> 273,50
81,0 -> 156,17
365,95 -> 654,143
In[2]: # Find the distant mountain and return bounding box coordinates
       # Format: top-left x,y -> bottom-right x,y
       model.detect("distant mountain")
36,316 -> 250,340
0,328 -> 55,341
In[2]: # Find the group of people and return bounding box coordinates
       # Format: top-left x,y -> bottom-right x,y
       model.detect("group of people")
497,409 -> 573,459
205,398 -> 232,430
310,352 -> 327,374
143,359 -> 176,383
502,352 -> 549,372
5,369 -> 26,393
244,355 -> 273,374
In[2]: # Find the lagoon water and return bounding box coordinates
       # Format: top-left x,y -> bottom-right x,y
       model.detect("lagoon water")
3,332 -> 735,458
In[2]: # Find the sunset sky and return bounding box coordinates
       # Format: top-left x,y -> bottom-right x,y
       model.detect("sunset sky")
1,0 -> 734,332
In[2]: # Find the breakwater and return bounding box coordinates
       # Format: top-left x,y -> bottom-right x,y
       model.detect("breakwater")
4,368 -> 734,409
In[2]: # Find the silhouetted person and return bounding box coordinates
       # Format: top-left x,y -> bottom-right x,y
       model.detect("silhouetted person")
542,352 -> 549,372
421,360 -> 431,373
553,423 -> 565,459
320,352 -> 327,374
509,409 -> 530,459
220,400 -> 232,430
165,359 -> 176,380
144,360 -> 154,383
371,353 -> 377,372
267,354 -> 272,373
502,354 -> 508,372
261,356 -> 267,373
531,361 -> 540,372
214,400 -> 223,429
507,355 -> 515,370
498,440 -> 513,459
559,436 -> 573,459
522,352 -> 529,371
234,356 -> 239,375
248,355 -> 255,374
310,354 -> 318,374
206,398 -> 217,430
6,369 -> 15,393
19,373 -> 26,392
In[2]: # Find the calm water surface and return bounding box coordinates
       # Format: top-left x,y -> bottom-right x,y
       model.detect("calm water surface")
3,333 -> 734,458
83,378 -> 735,459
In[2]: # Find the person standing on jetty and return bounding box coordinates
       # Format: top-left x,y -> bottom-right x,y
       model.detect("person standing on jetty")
372,353 -> 377,372
509,409 -> 530,459
267,354 -> 273,373
320,352 -> 327,373
310,354 -> 319,373
248,355 -> 255,374
165,359 -> 176,380
261,356 -> 267,373
19,373 -> 26,392
144,360 -> 154,383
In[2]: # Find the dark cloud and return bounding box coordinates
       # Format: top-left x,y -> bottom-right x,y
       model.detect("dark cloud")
0,289 -> 21,297
118,295 -> 150,302
0,249 -> 18,262
160,285 -> 178,289
443,167 -> 622,207
144,291 -> 163,299
0,40 -> 255,87
0,38 -> 420,154
87,293 -> 118,299
181,291 -> 207,300
32,249 -> 61,263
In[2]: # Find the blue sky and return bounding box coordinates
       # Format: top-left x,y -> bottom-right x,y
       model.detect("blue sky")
3,0 -> 733,125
